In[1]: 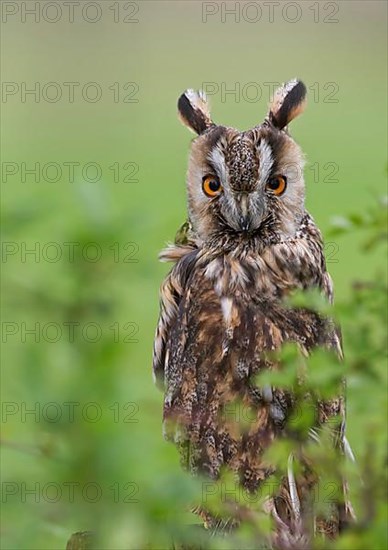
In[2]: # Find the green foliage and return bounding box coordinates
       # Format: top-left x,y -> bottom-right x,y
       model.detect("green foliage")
330,199 -> 388,549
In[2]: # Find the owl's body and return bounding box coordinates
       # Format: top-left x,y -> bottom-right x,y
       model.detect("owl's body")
153,81 -> 351,544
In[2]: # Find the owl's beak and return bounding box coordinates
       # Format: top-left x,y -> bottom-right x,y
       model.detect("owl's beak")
238,195 -> 251,232
236,193 -> 265,233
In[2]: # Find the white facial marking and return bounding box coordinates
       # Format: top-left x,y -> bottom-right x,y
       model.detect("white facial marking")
258,139 -> 273,185
209,146 -> 227,182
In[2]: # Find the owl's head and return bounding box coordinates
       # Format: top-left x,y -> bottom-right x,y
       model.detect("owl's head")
178,80 -> 307,246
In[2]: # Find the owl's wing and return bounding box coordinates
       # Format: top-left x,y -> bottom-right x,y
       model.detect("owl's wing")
153,271 -> 181,389
153,245 -> 198,390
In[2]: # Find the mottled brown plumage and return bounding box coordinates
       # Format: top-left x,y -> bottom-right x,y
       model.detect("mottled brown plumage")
153,80 -> 353,546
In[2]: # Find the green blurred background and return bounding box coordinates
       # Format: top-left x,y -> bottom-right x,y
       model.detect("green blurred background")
1,1 -> 387,548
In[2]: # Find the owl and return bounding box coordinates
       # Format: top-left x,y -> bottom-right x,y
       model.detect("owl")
153,80 -> 354,547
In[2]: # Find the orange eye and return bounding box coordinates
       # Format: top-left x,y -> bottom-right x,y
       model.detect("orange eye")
202,175 -> 222,197
266,175 -> 287,196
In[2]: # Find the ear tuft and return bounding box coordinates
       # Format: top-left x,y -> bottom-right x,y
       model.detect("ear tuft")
268,79 -> 307,130
177,89 -> 214,135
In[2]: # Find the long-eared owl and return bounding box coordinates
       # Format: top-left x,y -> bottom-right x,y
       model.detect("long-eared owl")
153,80 -> 354,546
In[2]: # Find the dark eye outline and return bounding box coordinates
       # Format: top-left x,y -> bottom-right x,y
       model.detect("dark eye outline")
202,174 -> 222,198
266,175 -> 287,196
